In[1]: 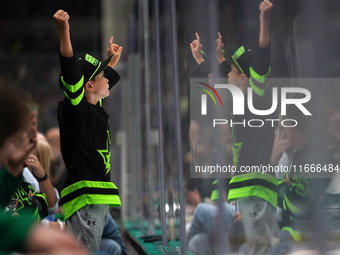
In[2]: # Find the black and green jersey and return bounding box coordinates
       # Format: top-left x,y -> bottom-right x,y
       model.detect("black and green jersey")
58,53 -> 121,221
0,166 -> 24,207
6,180 -> 48,220
230,45 -> 274,169
228,45 -> 278,206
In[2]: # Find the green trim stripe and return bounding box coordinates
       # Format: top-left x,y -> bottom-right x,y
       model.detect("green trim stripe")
87,53 -> 113,81
230,173 -> 278,185
249,66 -> 271,83
61,75 -> 84,93
62,193 -> 121,220
61,180 -> 118,198
211,189 -> 219,201
200,50 -> 210,61
228,185 -> 277,208
64,88 -> 84,106
89,62 -> 102,81
232,46 -> 245,73
34,193 -> 48,206
282,226 -> 301,241
211,179 -> 219,201
249,78 -> 266,96
221,49 -> 231,62
283,194 -> 301,214
248,66 -> 270,96
232,55 -> 244,74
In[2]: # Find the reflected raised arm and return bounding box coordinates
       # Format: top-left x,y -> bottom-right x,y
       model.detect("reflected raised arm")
259,0 -> 273,48
190,33 -> 204,64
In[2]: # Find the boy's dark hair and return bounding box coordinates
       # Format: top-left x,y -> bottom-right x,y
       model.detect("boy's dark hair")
0,85 -> 30,147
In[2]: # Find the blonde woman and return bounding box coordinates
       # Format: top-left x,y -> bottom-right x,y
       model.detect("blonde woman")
25,139 -> 66,231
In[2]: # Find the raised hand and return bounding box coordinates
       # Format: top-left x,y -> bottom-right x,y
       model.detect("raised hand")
53,10 -> 70,32
25,154 -> 45,179
215,32 -> 226,64
190,33 -> 204,64
270,127 -> 290,166
259,0 -> 273,23
107,36 -> 123,69
53,10 -> 73,57
258,0 -> 273,47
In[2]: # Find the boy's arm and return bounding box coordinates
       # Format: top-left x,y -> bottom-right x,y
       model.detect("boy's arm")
215,32 -> 231,77
258,0 -> 273,48
249,0 -> 273,78
54,9 -> 84,100
53,10 -> 73,58
190,33 -> 213,77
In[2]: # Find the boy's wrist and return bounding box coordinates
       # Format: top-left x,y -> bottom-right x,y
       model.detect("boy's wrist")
59,31 -> 69,37
195,57 -> 204,64
218,56 -> 226,64
260,11 -> 271,23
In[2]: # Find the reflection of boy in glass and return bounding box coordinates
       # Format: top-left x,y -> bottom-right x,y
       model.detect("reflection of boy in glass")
191,1 -> 279,254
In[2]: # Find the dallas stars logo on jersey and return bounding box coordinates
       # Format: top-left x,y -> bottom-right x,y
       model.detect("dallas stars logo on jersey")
98,130 -> 111,174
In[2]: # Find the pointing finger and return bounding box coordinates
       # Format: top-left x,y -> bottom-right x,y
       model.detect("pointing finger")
196,32 -> 200,42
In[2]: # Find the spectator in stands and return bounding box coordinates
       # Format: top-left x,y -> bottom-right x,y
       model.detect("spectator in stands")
101,212 -> 129,255
186,187 -> 236,255
0,85 -> 90,255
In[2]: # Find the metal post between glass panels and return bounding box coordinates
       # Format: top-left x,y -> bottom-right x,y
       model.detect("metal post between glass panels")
127,53 -> 142,223
169,0 -> 187,253
142,0 -> 155,236
208,1 -> 230,253
154,0 -> 168,247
